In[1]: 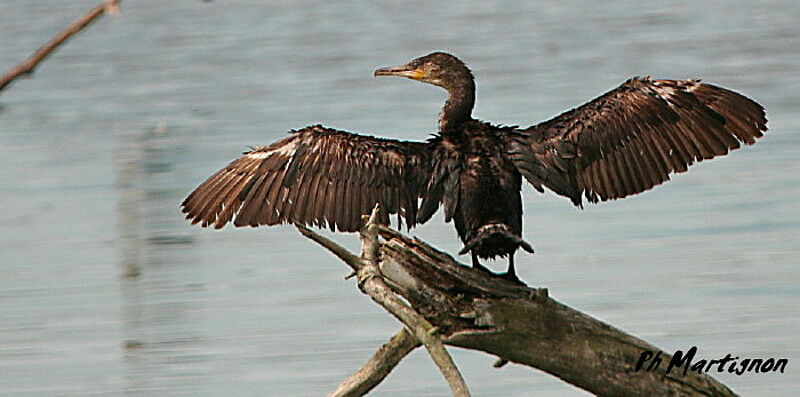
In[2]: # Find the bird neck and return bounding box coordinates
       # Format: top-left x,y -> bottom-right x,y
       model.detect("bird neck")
439,82 -> 475,131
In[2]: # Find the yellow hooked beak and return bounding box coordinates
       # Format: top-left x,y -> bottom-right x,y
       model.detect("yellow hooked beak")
374,64 -> 426,80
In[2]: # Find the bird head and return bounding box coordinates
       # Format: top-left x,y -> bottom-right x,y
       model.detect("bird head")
374,52 -> 474,92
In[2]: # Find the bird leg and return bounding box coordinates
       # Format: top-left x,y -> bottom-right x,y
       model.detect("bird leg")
471,251 -> 491,274
472,251 -> 525,285
498,253 -> 524,284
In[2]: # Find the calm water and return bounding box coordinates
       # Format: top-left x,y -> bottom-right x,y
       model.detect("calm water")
1,1 -> 799,395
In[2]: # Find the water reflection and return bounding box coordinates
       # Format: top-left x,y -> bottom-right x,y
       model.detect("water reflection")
116,123 -> 210,394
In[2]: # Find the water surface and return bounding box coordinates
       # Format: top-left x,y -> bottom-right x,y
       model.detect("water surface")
1,1 -> 798,395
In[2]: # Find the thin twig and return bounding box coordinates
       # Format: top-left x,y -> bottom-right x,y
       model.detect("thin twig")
295,223 -> 363,269
328,328 -> 421,397
0,0 -> 121,92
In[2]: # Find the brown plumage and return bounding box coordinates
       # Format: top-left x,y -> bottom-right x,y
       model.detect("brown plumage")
182,52 -> 767,282
182,126 -> 430,232
509,77 -> 767,206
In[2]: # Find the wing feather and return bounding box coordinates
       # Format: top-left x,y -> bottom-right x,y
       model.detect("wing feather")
247,172 -> 277,226
510,77 -> 767,205
351,179 -> 363,230
323,177 -> 337,230
303,165 -> 323,225
183,125 -> 431,232
332,178 -> 346,231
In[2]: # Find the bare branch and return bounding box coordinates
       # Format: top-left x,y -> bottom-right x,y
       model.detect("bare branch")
300,216 -> 738,396
301,206 -> 471,396
328,328 -> 420,397
358,206 -> 471,396
379,228 -> 737,397
0,0 -> 122,93
295,223 -> 363,270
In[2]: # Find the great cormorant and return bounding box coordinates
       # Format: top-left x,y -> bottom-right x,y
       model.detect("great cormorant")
182,52 -> 767,282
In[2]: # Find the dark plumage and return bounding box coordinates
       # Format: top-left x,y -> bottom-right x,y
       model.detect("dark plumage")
182,52 -> 767,282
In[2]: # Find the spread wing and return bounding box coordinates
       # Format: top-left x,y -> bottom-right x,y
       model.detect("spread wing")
509,77 -> 767,206
182,125 -> 431,232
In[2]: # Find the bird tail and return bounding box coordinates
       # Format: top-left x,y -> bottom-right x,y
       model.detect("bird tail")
458,223 -> 534,256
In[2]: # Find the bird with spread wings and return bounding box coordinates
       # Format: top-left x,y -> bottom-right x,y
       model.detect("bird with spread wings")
182,52 -> 766,281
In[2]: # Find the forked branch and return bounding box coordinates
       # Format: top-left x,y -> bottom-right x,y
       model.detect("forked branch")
297,205 -> 471,397
298,209 -> 737,396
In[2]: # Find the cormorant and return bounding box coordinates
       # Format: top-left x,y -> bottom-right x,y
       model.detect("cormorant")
182,52 -> 767,282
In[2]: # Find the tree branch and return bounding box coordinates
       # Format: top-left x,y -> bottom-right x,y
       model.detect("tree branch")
328,328 -> 420,397
0,0 -> 121,93
360,207 -> 471,397
299,215 -> 738,396
298,206 -> 472,397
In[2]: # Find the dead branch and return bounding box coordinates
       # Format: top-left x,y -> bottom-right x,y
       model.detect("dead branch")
297,205 -> 471,396
328,328 -> 420,397
0,0 -> 121,93
299,214 -> 738,396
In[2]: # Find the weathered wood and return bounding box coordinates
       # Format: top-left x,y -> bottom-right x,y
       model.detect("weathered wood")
301,219 -> 738,396
298,206 -> 472,397
328,328 -> 420,397
377,227 -> 737,396
0,0 -> 121,92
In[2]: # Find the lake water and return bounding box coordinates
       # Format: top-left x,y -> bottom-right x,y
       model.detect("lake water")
1,1 -> 798,395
